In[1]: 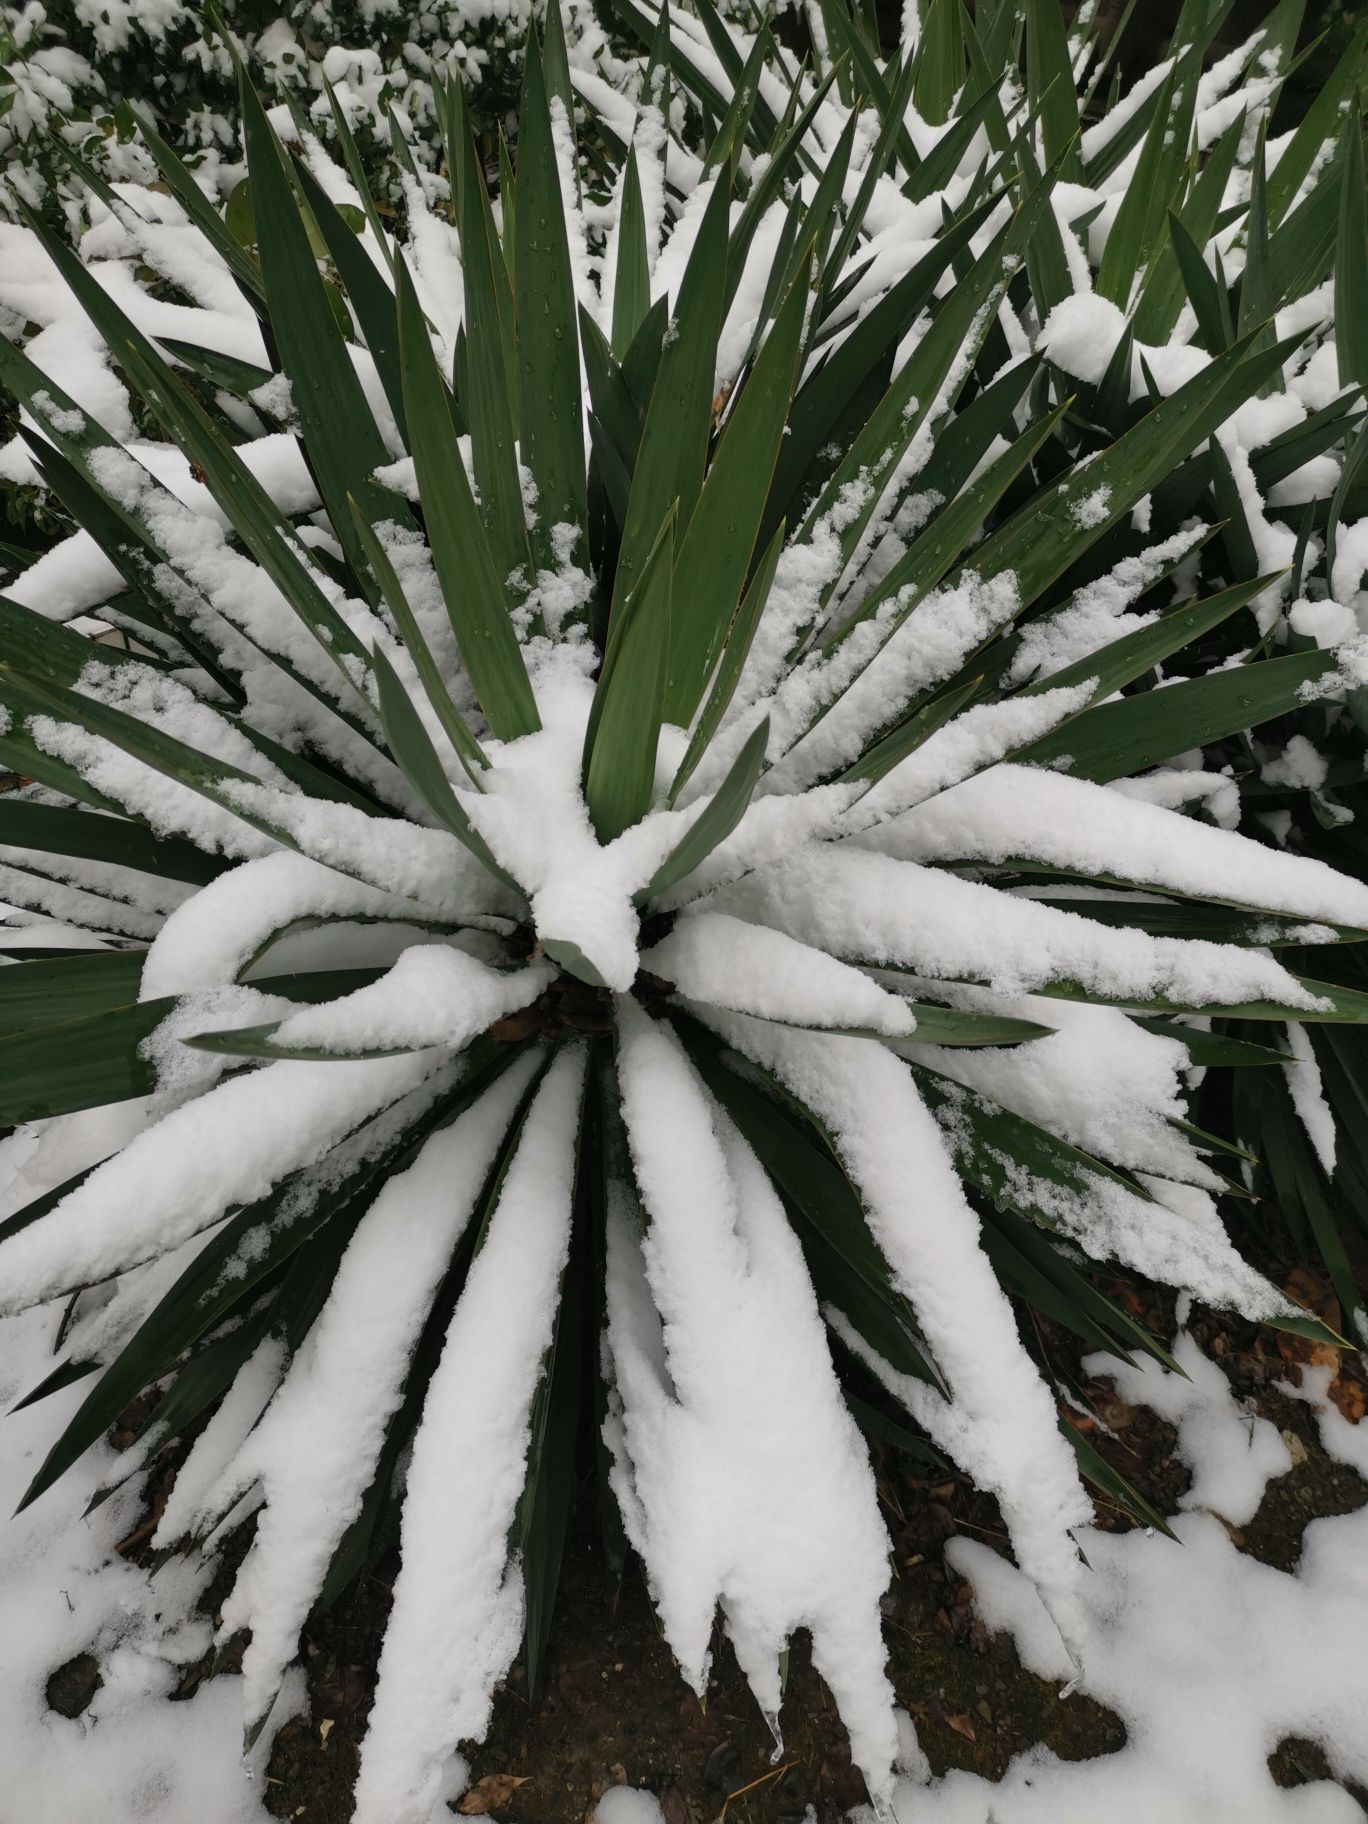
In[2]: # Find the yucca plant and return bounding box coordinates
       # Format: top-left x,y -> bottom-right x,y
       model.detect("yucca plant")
1,1 -> 1366,1817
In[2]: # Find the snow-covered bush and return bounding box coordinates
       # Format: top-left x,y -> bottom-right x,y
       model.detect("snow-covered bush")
0,2 -> 1365,1817
0,0 -> 533,213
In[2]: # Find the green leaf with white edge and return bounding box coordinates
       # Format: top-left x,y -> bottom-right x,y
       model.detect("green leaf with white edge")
1243,1067 -> 1360,1327
887,1005 -> 1055,1047
444,77 -> 531,599
610,175 -> 730,624
791,113 -> 856,323
604,0 -> 733,135
1267,149 -> 1343,303
130,105 -> 265,300
541,938 -> 610,989
1017,574 -> 1279,707
905,83 -> 1008,210
1335,98 -> 1368,391
1208,433 -> 1262,580
610,147 -> 651,356
293,158 -> 408,446
0,799 -> 226,887
499,131 -> 518,279
1254,392 -> 1365,494
1134,112 -> 1245,345
1236,124 -> 1279,392
668,518 -> 783,804
239,70 -> 405,595
348,497 -> 488,787
1012,644 -> 1338,781
824,50 -> 918,285
512,1074 -> 588,1691
579,307 -> 643,486
912,1060 -> 1154,1218
1000,883 -> 1368,947
818,3 -> 917,175
19,437 -> 248,706
541,0 -> 579,138
1096,51 -> 1196,308
667,262 -> 808,724
515,32 -> 588,574
1169,208 -> 1232,354
914,0 -> 962,126
1138,1018 -> 1292,1067
796,163 -> 1065,615
1327,418 -> 1368,593
368,644 -> 518,891
0,949 -> 146,1041
0,335 -> 162,543
14,1050 -> 503,1509
1065,1423 -> 1179,1537
11,402 -> 350,741
321,74 -> 395,271
680,1025 -> 942,1389
840,678 -> 984,789
0,590 -> 142,688
0,968 -> 386,1120
177,1020 -> 427,1063
702,17 -> 773,174
767,193 -> 1000,538
723,62 -> 848,312
980,1203 -> 1178,1373
1032,974 -> 1368,1024
0,665 -> 423,900
232,719 -> 389,816
803,405 -> 1069,761
844,1391 -> 949,1474
1169,1114 -> 1258,1167
394,255 -> 540,740
155,338 -> 273,398
585,505 -> 673,843
965,329 -> 1303,620
0,726 -> 125,814
0,662 -> 299,852
643,714 -> 769,901
516,1230 -> 584,1700
98,1304 -> 275,1493
1013,133 -> 1074,324
15,205 -> 377,703
1267,22 -> 1367,227
1025,0 -> 1082,175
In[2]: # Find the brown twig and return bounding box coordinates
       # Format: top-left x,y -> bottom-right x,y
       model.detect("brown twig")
717,1759 -> 797,1821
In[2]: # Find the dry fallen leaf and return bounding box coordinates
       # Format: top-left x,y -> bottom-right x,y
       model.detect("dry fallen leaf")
1275,1268 -> 1368,1423
945,1713 -> 978,1744
457,1773 -> 531,1815
1277,1268 -> 1342,1372
1330,1372 -> 1366,1425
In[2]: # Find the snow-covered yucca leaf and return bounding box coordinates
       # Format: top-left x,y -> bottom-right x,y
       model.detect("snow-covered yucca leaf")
1,5 -> 1366,1818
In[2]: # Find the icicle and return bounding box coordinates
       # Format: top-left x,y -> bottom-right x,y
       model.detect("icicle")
761,1709 -> 784,1764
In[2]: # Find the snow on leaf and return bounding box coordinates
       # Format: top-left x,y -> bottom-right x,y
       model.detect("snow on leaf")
351,1046 -> 586,1824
